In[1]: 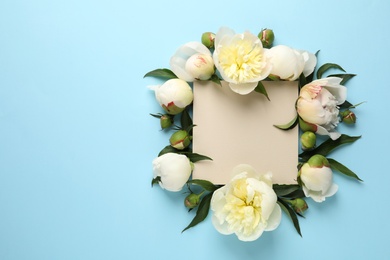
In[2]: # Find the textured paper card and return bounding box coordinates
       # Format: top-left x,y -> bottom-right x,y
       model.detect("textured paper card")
192,80 -> 298,185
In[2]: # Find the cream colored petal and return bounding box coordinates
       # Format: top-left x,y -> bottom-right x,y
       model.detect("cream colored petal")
229,82 -> 258,95
297,98 -> 327,125
300,166 -> 333,192
264,204 -> 282,231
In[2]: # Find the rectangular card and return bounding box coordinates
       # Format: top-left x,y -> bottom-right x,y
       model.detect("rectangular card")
192,80 -> 298,185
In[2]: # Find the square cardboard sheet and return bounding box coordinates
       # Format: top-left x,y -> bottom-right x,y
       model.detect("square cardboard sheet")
192,80 -> 298,185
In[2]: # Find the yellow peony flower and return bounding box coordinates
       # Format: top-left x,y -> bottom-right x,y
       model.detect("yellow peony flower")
211,164 -> 281,241
213,27 -> 272,95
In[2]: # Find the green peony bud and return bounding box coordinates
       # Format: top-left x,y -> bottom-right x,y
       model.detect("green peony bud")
184,193 -> 201,209
201,32 -> 216,49
169,130 -> 191,150
290,198 -> 308,214
307,154 -> 330,168
258,28 -> 274,48
160,114 -> 173,129
340,110 -> 356,124
301,131 -> 316,150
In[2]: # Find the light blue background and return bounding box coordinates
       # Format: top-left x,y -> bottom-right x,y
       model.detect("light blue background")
0,0 -> 387,259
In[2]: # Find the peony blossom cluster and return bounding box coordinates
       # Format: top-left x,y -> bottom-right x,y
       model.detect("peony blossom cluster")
146,25 -> 361,242
167,26 -> 317,95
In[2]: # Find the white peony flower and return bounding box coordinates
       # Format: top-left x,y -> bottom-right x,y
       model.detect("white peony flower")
266,45 -> 317,81
297,77 -> 347,140
170,42 -> 215,81
149,78 -> 193,115
213,27 -> 272,95
299,155 -> 338,203
210,164 -> 281,241
152,153 -> 192,192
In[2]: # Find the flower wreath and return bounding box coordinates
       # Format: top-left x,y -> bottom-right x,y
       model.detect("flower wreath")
145,26 -> 363,242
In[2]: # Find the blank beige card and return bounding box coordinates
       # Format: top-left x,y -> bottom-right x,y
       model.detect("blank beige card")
192,80 -> 298,185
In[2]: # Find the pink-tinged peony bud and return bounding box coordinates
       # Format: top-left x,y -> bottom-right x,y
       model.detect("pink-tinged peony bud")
258,28 -> 274,48
298,155 -> 338,203
340,110 -> 356,124
301,131 -> 316,150
289,198 -> 308,214
169,130 -> 191,150
170,42 -> 214,82
185,53 -> 215,80
184,193 -> 202,209
201,32 -> 216,49
150,79 -> 194,115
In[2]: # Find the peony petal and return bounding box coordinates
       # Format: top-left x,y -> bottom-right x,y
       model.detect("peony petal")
236,224 -> 265,242
212,215 -> 232,235
315,125 -> 341,140
323,77 -> 347,105
170,56 -> 194,81
299,50 -> 317,77
297,98 -> 327,125
305,189 -> 327,203
264,204 -> 282,231
214,26 -> 235,48
324,183 -> 338,198
230,164 -> 259,180
259,182 -> 278,220
229,82 -> 258,95
300,165 -> 333,192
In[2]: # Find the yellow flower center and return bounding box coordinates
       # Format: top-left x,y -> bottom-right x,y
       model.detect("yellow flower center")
224,179 -> 263,236
218,38 -> 265,83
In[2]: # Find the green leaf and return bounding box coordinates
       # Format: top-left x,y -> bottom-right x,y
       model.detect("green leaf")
254,81 -> 270,101
316,63 -> 346,79
144,68 -> 178,79
278,198 -> 302,236
150,113 -> 163,119
299,73 -> 307,88
274,114 -> 298,130
182,192 -> 213,232
299,134 -> 361,161
348,101 -> 366,109
158,145 -> 190,156
327,73 -> 356,85
185,153 -> 212,163
273,184 -> 301,197
210,74 -> 222,86
180,108 -> 193,134
327,158 -> 363,181
339,100 -> 353,109
187,179 -> 220,192
151,176 -> 161,187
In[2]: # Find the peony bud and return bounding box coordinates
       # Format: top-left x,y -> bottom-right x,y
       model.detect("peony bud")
152,153 -> 192,192
289,198 -> 308,214
184,193 -> 203,209
185,53 -> 215,80
150,79 -> 194,115
258,28 -> 274,48
170,42 -> 214,82
201,32 -> 216,49
169,130 -> 191,150
160,114 -> 173,129
340,110 -> 356,124
298,154 -> 338,203
301,131 -> 316,150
